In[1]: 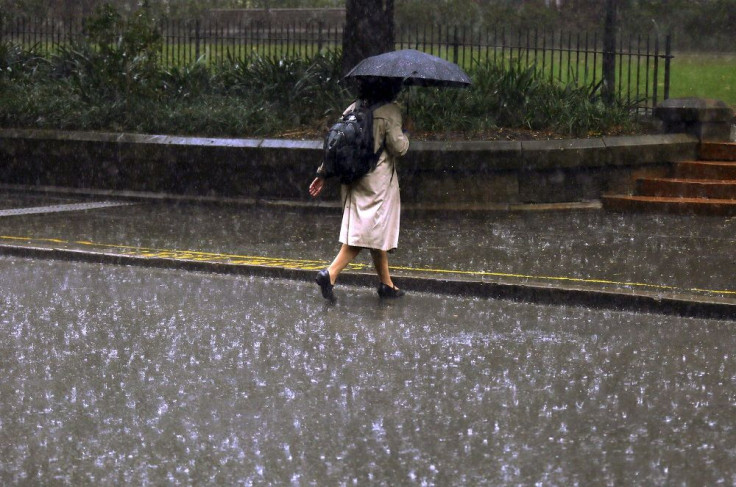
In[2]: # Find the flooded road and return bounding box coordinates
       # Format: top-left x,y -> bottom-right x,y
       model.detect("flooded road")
2,256 -> 735,485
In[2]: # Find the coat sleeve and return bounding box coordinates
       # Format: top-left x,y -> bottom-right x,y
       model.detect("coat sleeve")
376,103 -> 409,157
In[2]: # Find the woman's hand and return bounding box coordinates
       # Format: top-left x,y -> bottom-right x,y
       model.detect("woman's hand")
309,177 -> 325,198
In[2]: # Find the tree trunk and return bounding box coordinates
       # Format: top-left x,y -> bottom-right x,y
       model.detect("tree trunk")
342,0 -> 394,75
602,0 -> 616,105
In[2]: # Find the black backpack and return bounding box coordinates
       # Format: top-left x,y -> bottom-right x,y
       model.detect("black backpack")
322,100 -> 385,185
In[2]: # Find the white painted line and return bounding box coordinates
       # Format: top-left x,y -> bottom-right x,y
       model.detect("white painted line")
0,201 -> 135,217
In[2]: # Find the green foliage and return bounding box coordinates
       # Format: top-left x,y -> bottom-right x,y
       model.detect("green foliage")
0,41 -> 48,80
1,30 -> 642,139
161,57 -> 211,99
50,3 -> 162,103
0,34 -> 353,136
219,50 -> 349,123
406,59 -> 639,138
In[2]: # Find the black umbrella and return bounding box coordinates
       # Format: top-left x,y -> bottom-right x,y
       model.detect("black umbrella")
345,49 -> 472,88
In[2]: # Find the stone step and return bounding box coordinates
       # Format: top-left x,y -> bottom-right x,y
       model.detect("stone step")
674,161 -> 736,180
636,178 -> 736,199
602,195 -> 736,216
603,142 -> 736,215
700,142 -> 736,161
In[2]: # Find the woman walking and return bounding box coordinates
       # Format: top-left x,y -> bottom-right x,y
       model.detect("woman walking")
308,78 -> 409,302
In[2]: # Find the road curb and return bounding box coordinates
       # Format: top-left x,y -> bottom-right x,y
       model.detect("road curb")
1,243 -> 734,321
0,183 -> 603,213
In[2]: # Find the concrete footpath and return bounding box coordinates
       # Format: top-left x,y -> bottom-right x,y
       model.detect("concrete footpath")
0,186 -> 734,320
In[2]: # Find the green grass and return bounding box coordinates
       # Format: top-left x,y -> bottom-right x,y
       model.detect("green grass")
668,52 -> 736,107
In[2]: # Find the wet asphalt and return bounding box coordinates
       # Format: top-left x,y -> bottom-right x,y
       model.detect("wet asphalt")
4,256 -> 735,485
0,188 -> 734,319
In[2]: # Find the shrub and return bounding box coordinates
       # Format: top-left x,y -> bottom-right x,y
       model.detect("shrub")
219,50 -> 349,123
405,59 -> 640,138
0,7 -> 643,140
0,41 -> 48,81
50,3 -> 162,103
162,57 -> 212,99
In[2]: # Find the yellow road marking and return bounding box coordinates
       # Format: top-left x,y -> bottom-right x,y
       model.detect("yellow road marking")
390,265 -> 683,292
1,235 -> 734,298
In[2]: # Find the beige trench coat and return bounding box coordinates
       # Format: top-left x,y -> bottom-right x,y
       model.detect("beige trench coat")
339,102 -> 409,251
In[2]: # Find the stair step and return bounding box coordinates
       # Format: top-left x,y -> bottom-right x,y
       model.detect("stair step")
700,142 -> 736,161
602,195 -> 736,216
674,161 -> 736,180
637,178 -> 736,199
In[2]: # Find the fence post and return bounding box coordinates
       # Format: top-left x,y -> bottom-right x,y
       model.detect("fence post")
652,35 -> 660,108
67,16 -> 73,47
318,21 -> 323,52
453,26 -> 459,65
664,33 -> 672,101
195,19 -> 201,62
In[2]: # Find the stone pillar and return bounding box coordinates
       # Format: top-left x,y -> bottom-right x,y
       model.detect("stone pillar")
654,98 -> 734,141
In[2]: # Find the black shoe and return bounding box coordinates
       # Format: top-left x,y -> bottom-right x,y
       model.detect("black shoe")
378,283 -> 405,298
316,269 -> 336,302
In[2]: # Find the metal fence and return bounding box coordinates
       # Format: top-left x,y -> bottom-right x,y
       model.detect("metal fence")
395,25 -> 672,112
1,16 -> 672,112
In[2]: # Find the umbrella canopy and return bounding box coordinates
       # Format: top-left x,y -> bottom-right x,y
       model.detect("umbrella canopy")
345,49 -> 472,88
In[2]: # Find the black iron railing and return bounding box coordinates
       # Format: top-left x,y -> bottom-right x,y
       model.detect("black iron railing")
1,16 -> 672,112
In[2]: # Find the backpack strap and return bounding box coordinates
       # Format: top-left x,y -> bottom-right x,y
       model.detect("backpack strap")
367,101 -> 388,156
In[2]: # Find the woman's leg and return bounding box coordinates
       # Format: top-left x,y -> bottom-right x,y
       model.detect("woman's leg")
369,249 -> 395,288
327,244 -> 361,284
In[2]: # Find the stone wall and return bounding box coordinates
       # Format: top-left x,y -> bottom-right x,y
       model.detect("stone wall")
0,129 -> 698,205
654,98 -> 735,142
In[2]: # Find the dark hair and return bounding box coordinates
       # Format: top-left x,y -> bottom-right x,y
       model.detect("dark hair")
357,77 -> 403,104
